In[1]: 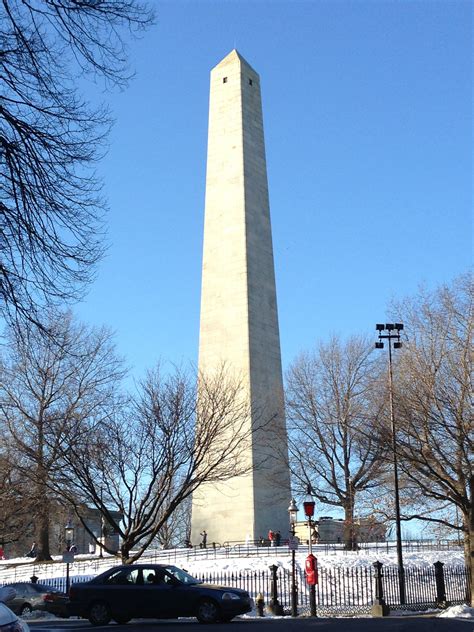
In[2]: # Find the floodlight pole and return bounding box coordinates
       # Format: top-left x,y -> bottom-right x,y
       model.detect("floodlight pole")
376,323 -> 406,605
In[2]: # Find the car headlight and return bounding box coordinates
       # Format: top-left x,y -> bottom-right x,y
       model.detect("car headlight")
221,592 -> 241,601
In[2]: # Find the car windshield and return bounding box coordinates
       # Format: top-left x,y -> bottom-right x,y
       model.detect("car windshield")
163,566 -> 201,585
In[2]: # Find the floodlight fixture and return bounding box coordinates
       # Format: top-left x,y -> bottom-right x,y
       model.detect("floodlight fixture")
375,342 -> 384,349
385,323 -> 395,331
395,323 -> 404,331
394,342 -> 402,349
376,324 -> 385,331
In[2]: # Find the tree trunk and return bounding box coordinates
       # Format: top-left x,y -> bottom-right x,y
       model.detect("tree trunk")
35,498 -> 52,561
121,541 -> 132,565
344,495 -> 357,551
35,459 -> 52,562
468,475 -> 474,607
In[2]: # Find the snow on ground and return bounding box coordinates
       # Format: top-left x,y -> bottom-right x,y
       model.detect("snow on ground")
181,549 -> 466,576
0,547 -> 466,581
438,605 -> 474,620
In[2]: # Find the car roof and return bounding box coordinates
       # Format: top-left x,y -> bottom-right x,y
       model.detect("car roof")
107,564 -> 171,570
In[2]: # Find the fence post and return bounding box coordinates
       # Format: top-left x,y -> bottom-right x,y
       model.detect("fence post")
268,564 -> 284,616
371,561 -> 389,617
434,561 -> 448,608
255,592 -> 265,616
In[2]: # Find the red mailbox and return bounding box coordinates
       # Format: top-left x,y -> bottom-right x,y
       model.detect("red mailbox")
305,553 -> 318,585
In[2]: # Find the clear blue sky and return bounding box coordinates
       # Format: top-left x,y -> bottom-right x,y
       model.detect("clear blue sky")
75,0 -> 472,381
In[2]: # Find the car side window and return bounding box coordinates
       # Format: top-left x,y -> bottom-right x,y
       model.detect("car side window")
144,569 -> 166,585
127,569 -> 142,585
105,569 -> 135,585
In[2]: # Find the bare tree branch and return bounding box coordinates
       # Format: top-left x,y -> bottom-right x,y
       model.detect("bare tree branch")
0,0 -> 154,325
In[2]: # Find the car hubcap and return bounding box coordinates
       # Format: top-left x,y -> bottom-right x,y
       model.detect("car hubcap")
91,603 -> 108,623
200,601 -> 218,622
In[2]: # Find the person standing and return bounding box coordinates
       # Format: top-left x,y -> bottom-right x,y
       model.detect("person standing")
268,529 -> 274,547
26,542 -> 37,558
200,530 -> 208,549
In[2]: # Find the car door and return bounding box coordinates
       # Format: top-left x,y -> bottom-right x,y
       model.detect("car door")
139,567 -> 179,618
98,567 -> 144,619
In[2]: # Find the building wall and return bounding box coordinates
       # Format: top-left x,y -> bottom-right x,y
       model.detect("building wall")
294,516 -> 386,545
3,505 -> 121,559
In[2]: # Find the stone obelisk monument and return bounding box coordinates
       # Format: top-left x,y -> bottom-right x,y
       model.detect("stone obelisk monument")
191,50 -> 291,545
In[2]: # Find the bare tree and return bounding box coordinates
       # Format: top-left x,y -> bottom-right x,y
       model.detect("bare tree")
0,450 -> 34,552
151,497 -> 191,550
1,0 -> 153,325
56,365 -> 257,563
390,273 -> 473,602
286,336 -> 388,549
0,311 -> 125,560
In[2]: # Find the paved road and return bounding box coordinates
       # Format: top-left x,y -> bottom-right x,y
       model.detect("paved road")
28,617 -> 474,632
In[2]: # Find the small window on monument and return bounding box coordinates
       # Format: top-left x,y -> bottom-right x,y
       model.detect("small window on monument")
223,77 -> 227,83
249,78 -> 253,85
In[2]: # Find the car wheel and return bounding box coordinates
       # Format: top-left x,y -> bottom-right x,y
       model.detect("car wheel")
88,601 -> 112,626
196,599 -> 221,624
113,616 -> 131,624
20,604 -> 33,616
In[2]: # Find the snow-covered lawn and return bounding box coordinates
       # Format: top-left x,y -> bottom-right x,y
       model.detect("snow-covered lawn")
0,546 -> 466,579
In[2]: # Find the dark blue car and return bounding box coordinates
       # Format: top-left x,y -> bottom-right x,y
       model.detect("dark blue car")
68,563 -> 252,625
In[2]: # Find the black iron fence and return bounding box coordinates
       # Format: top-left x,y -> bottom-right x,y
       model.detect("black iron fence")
2,561 -> 469,616
190,562 -> 469,615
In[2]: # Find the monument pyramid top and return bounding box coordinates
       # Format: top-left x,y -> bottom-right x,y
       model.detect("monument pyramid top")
212,49 -> 257,75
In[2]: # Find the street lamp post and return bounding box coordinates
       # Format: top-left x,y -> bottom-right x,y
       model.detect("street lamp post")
65,520 -> 74,552
99,486 -> 105,558
288,498 -> 299,617
303,486 -> 316,616
64,520 -> 75,594
375,322 -> 405,605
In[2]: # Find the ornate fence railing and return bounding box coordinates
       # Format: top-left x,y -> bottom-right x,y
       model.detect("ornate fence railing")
6,562 -> 467,616
189,564 -> 468,615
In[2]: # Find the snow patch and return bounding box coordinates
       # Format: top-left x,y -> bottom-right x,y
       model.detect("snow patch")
437,604 -> 474,619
